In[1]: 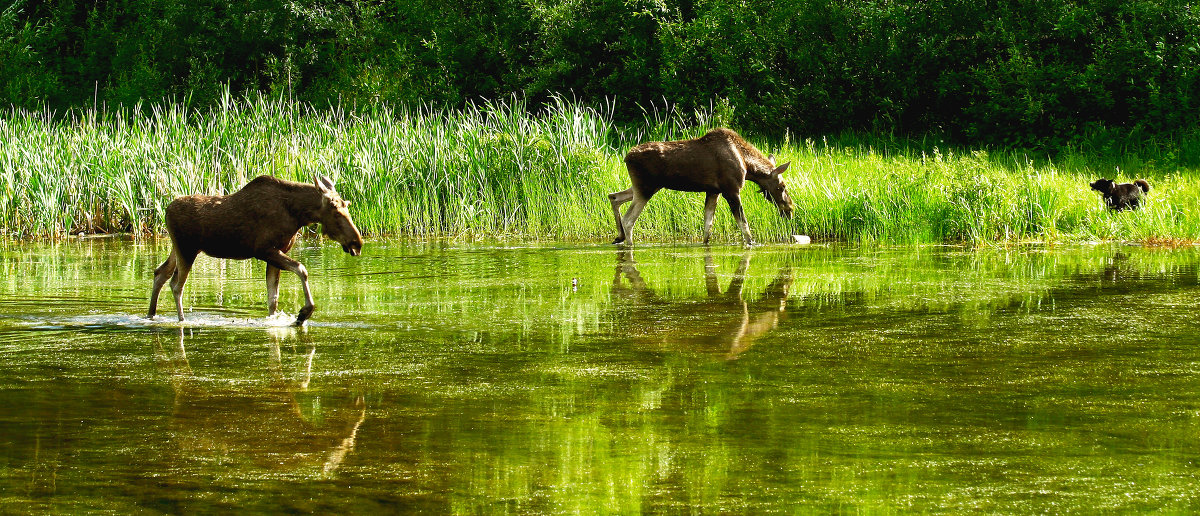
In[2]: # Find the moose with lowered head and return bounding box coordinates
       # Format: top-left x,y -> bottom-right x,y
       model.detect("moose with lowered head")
609,128 -> 794,246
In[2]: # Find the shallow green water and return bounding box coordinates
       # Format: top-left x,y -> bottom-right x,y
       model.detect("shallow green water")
2,238 -> 1200,513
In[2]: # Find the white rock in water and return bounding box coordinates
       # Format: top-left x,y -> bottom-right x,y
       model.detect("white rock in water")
792,234 -> 811,244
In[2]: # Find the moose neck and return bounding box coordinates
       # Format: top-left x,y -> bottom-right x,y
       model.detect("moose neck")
744,162 -> 775,187
746,173 -> 771,189
277,184 -> 326,229
737,142 -> 775,184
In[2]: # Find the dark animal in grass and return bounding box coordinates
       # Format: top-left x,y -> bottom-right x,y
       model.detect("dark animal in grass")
148,175 -> 363,325
608,127 -> 794,246
1090,178 -> 1151,211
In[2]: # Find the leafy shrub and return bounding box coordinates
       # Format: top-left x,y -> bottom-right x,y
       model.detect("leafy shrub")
1,0 -> 1198,150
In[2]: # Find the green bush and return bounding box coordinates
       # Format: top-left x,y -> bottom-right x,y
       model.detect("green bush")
1,0 -> 1198,150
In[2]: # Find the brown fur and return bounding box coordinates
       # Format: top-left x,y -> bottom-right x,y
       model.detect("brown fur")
148,175 -> 363,325
609,128 -> 794,245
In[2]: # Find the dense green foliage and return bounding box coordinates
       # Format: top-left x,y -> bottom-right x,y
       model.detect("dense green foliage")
3,0 -> 1198,146
2,95 -> 1198,243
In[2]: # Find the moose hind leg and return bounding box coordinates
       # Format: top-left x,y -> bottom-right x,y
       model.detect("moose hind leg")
169,253 -> 196,322
619,192 -> 654,245
266,264 -> 282,316
148,255 -> 176,318
608,188 -> 634,243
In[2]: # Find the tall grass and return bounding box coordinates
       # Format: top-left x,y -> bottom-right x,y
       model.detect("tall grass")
1,93 -> 1198,244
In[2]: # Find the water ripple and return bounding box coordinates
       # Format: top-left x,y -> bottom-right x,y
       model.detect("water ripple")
8,312 -> 369,332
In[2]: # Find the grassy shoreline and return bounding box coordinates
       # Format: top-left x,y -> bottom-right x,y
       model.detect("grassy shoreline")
2,94 -> 1198,245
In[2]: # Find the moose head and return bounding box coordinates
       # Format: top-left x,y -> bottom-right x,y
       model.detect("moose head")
755,155 -> 794,219
315,175 -> 363,256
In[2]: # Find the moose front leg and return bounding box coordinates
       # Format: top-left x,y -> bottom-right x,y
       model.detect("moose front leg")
702,192 -> 720,245
724,193 -> 755,246
263,251 -> 315,325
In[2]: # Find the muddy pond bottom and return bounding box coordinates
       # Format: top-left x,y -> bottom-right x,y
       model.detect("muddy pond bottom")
2,238 -> 1200,512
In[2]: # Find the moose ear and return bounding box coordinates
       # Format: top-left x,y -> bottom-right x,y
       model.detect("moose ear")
315,175 -> 336,193
773,162 -> 790,175
767,153 -> 777,167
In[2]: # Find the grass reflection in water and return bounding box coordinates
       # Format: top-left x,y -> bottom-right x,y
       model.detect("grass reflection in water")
1,240 -> 1200,512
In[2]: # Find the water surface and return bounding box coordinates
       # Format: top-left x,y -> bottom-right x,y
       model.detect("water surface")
2,238 -> 1200,512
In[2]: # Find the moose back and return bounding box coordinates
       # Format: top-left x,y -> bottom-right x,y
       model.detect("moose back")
609,128 -> 794,245
148,175 -> 363,325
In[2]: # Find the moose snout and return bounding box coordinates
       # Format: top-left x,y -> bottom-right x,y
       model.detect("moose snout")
344,242 -> 362,256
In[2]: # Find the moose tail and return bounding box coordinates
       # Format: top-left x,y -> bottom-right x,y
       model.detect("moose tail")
1135,179 -> 1151,193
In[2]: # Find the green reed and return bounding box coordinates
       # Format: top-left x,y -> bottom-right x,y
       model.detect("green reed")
1,94 -> 1198,244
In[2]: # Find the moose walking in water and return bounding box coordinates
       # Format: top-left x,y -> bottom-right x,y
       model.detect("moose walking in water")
609,128 -> 794,246
148,175 -> 363,325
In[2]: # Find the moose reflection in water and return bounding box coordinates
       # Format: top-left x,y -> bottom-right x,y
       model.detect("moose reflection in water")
610,250 -> 792,359
148,175 -> 363,325
154,327 -> 367,476
609,128 -> 793,246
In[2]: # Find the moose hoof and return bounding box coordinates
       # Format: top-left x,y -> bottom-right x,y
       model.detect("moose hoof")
295,305 -> 315,325
611,236 -> 626,244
